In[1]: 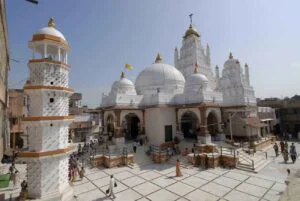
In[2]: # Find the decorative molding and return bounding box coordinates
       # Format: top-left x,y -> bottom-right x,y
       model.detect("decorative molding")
23,115 -> 75,122
24,85 -> 74,93
31,34 -> 69,48
29,59 -> 70,68
18,145 -> 75,158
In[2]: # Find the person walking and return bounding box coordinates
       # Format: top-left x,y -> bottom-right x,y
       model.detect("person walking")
107,175 -> 116,199
283,149 -> 289,164
284,141 -> 289,152
290,143 -> 297,163
175,159 -> 182,177
273,142 -> 279,157
11,170 -> 18,190
133,141 -> 137,153
280,141 -> 285,153
79,167 -> 85,180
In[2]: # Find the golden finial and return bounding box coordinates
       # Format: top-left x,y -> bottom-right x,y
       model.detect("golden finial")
245,63 -> 248,67
155,53 -> 162,63
229,52 -> 233,59
48,17 -> 55,28
120,72 -> 125,79
216,65 -> 219,69
194,66 -> 199,74
236,60 -> 240,64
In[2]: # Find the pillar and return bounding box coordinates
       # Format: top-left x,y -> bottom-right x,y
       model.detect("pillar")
65,52 -> 68,64
113,110 -> 125,147
175,108 -> 179,131
32,47 -> 36,59
198,107 -> 211,144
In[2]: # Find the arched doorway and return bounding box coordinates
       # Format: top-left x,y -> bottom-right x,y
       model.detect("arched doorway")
122,113 -> 140,141
207,112 -> 218,136
180,111 -> 199,139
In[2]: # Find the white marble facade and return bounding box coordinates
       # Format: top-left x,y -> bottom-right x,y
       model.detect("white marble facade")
101,21 -> 257,145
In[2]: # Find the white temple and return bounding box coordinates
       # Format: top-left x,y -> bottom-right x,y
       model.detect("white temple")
101,19 -> 258,147
18,18 -> 74,200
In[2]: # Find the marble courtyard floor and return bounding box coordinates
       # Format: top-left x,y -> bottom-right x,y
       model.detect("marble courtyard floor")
2,142 -> 300,201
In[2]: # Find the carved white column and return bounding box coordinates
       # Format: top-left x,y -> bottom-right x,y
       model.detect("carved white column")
43,43 -> 48,58
58,47 -> 61,61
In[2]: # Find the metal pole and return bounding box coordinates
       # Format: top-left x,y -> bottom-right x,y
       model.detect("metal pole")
230,115 -> 233,142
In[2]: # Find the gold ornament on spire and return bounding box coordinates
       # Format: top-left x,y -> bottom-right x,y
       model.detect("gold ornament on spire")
245,63 -> 248,67
120,72 -> 125,79
236,60 -> 240,64
194,66 -> 199,74
229,52 -> 233,59
48,17 -> 55,28
155,53 -> 162,63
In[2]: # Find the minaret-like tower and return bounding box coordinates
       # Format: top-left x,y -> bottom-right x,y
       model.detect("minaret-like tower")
19,18 -> 74,200
244,63 -> 250,85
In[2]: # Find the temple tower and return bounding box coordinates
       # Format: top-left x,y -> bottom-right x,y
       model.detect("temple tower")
19,18 -> 74,200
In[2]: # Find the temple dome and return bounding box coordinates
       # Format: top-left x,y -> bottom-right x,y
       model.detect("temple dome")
34,18 -> 66,41
135,54 -> 185,95
185,69 -> 209,93
111,72 -> 136,95
183,24 -> 200,39
223,52 -> 240,70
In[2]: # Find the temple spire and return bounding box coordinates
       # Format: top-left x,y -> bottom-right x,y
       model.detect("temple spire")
229,52 -> 233,59
155,53 -> 162,63
120,71 -> 125,79
189,13 -> 193,25
48,17 -> 55,28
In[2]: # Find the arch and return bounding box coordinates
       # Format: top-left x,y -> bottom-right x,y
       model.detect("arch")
178,108 -> 201,127
106,114 -> 115,134
121,113 -> 141,141
180,111 -> 200,139
206,108 -> 222,135
120,110 -> 143,126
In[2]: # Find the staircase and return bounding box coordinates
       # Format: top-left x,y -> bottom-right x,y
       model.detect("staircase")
236,150 -> 271,173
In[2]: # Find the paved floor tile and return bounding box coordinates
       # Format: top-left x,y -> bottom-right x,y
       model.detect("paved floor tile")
139,171 -> 162,180
86,171 -> 108,181
73,182 -> 97,195
85,167 -> 103,175
114,170 -> 135,180
114,188 -> 142,201
224,171 -> 249,181
147,189 -> 179,201
263,189 -> 281,201
100,181 -> 128,194
104,166 -> 130,175
225,190 -> 259,201
185,189 -> 218,201
72,177 -> 89,186
133,182 -> 161,196
207,168 -> 229,175
150,176 -> 177,188
271,182 -> 286,192
137,198 -> 150,201
236,183 -> 268,197
200,182 -> 231,197
166,182 -> 195,196
176,198 -> 189,201
166,172 -> 191,181
181,176 -> 208,188
213,176 -> 241,188
93,176 -> 110,188
194,171 -> 219,181
245,177 -> 274,189
180,167 -> 200,175
129,168 -> 151,175
76,189 -> 106,201
122,176 -> 147,187
155,167 -> 174,175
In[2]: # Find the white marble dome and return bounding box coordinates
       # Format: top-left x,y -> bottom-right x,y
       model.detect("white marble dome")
223,52 -> 240,70
111,72 -> 136,95
34,18 -> 66,41
135,54 -> 185,95
185,70 -> 209,93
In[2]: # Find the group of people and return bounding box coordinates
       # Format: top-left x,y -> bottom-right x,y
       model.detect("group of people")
69,154 -> 85,182
273,141 -> 297,163
132,136 -> 148,153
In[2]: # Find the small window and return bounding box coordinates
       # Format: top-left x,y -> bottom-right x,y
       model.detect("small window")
49,98 -> 54,103
50,82 -> 54,85
50,123 -> 53,127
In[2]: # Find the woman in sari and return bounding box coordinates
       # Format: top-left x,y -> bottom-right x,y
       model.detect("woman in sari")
176,159 -> 182,177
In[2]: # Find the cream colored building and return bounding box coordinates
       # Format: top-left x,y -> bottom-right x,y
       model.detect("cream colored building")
100,19 -> 262,147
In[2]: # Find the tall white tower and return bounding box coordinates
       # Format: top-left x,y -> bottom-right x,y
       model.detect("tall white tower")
19,18 -> 74,200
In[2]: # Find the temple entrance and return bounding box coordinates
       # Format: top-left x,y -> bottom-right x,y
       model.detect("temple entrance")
207,112 -> 218,136
180,111 -> 199,139
123,113 -> 140,141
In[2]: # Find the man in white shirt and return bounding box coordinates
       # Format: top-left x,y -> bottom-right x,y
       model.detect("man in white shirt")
108,175 -> 116,199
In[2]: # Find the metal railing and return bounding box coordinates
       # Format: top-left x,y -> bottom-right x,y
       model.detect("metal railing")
236,151 -> 254,170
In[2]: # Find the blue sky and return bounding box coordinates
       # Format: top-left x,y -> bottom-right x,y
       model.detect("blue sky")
6,0 -> 300,107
